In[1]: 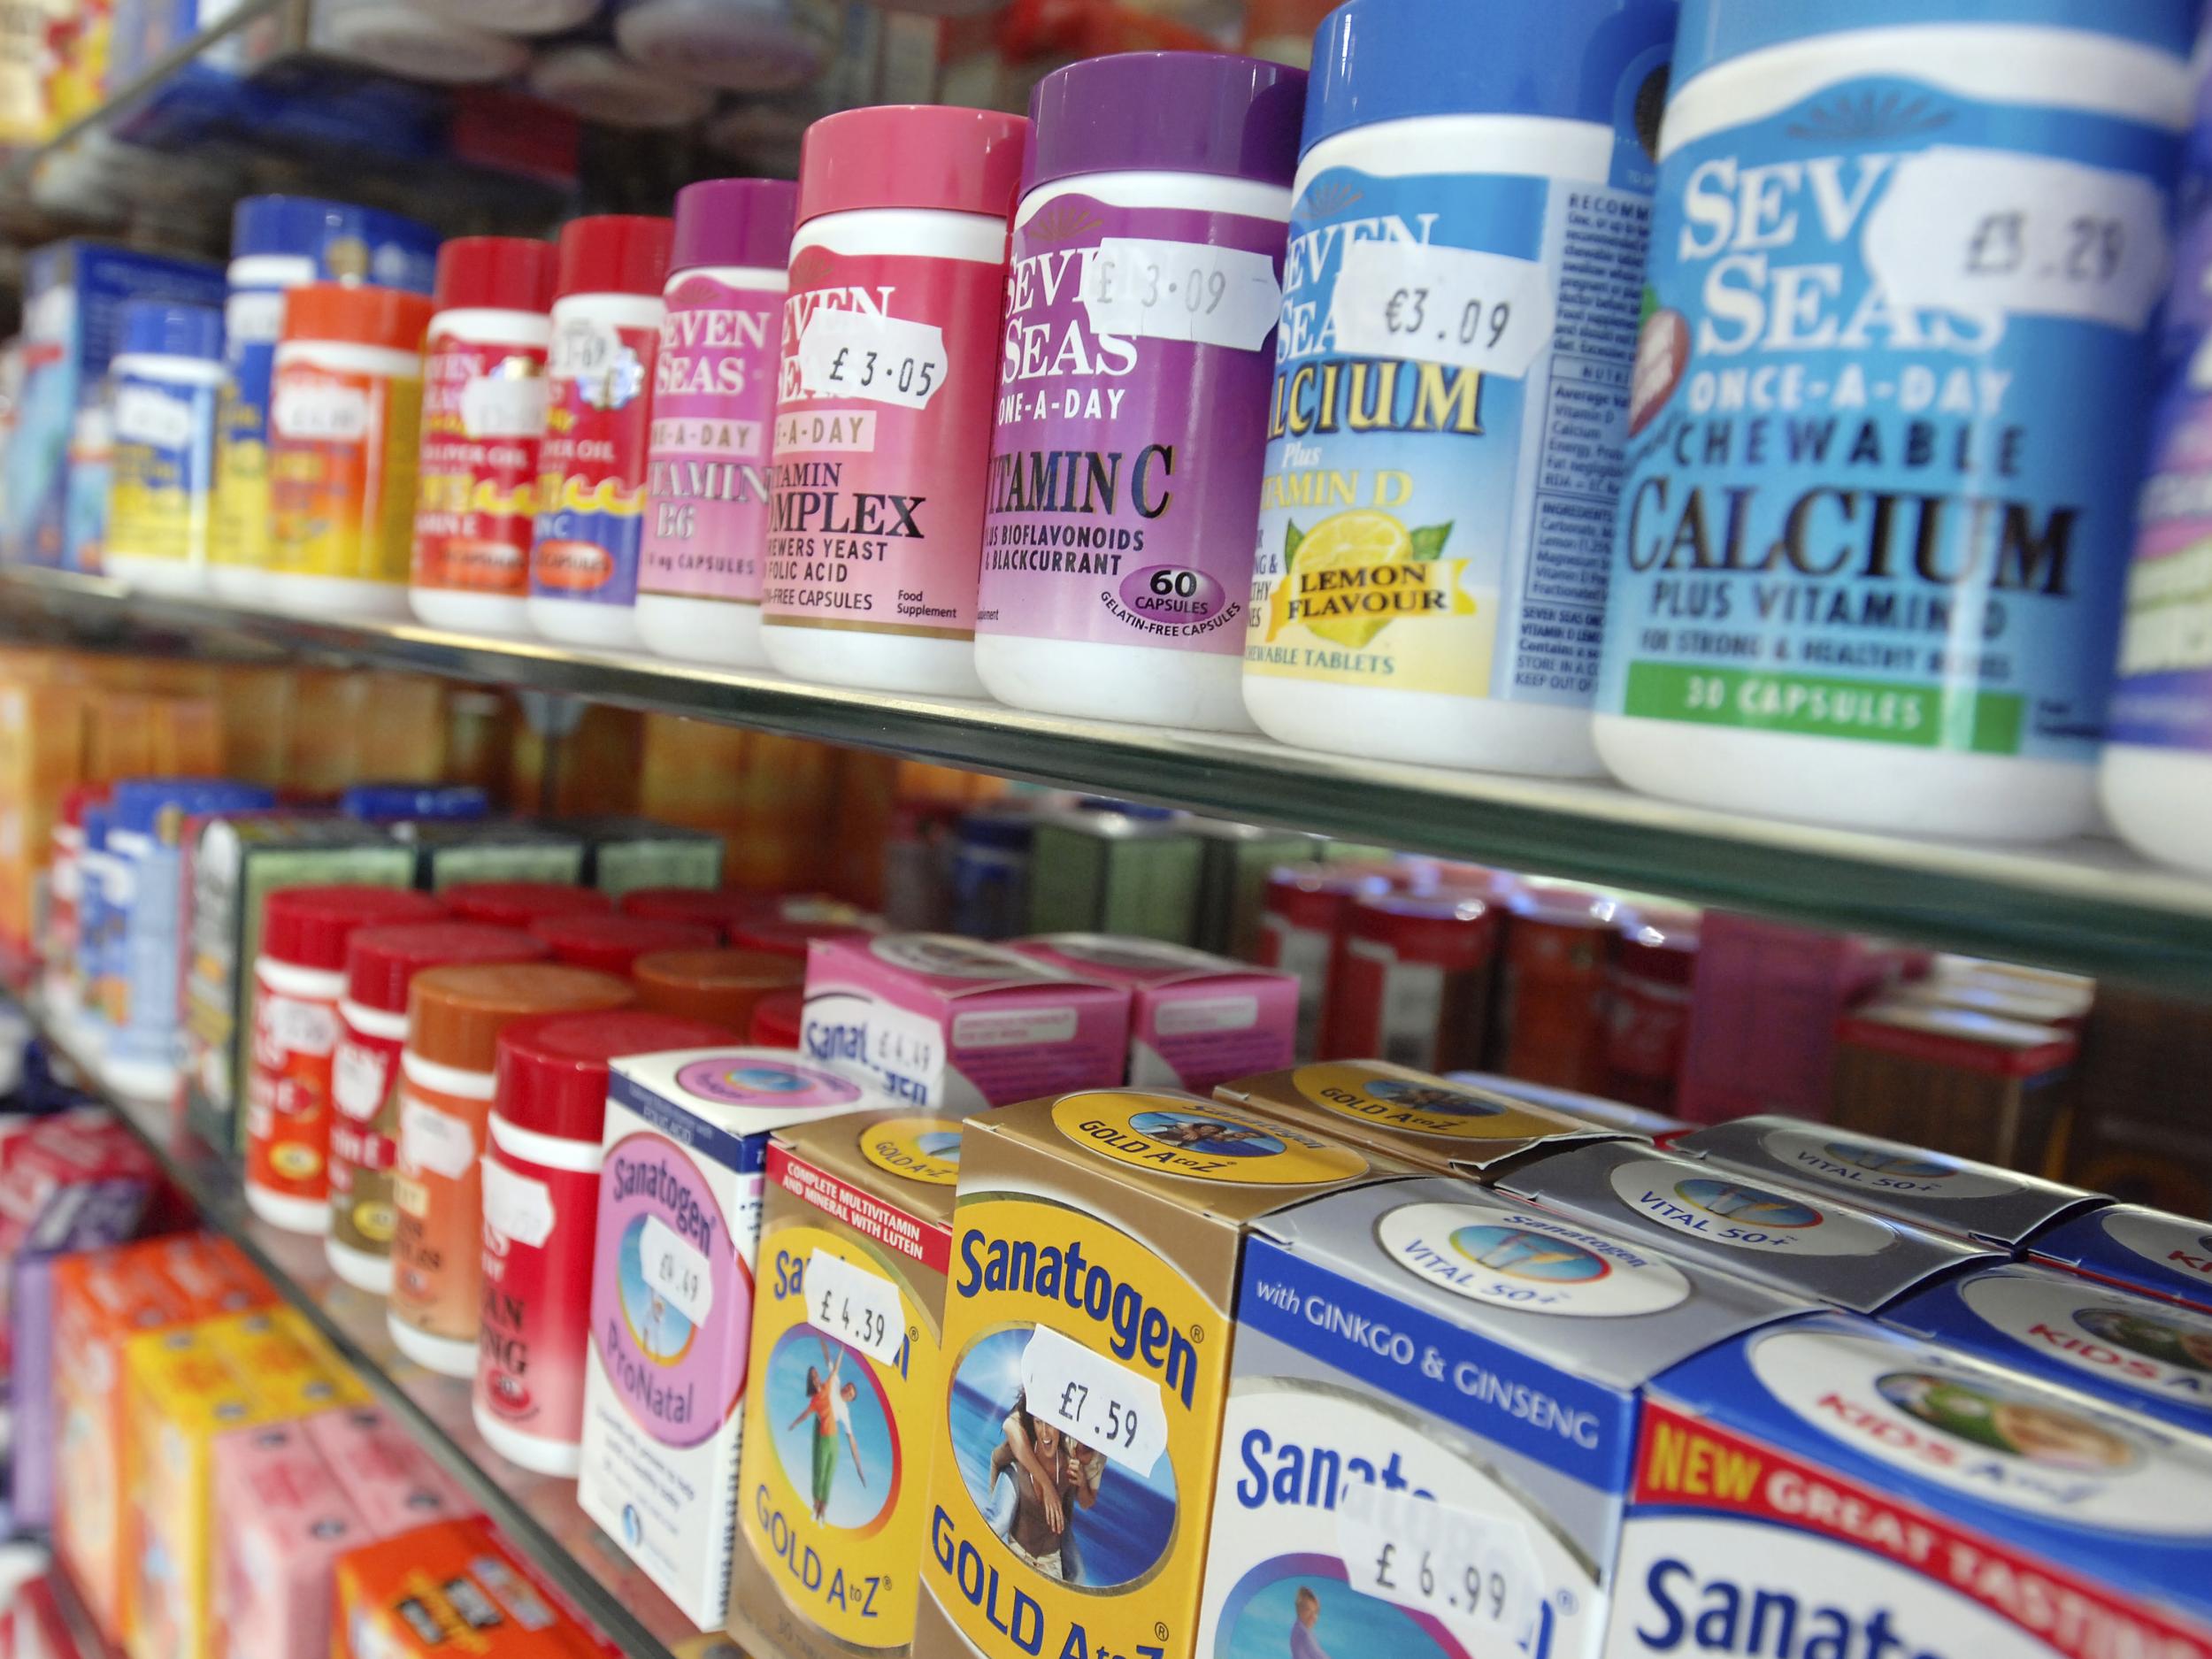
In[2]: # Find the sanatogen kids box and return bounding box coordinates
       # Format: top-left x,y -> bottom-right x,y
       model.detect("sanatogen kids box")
731,1111 -> 964,1659
918,1088 -> 1401,1659
2030,1203 -> 2212,1316
1603,1311 -> 2212,1659
1201,1178 -> 1801,1659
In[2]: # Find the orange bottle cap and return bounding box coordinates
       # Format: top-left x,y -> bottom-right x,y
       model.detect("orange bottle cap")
281,282 -> 437,353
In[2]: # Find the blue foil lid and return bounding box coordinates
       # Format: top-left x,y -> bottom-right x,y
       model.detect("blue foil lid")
118,301 -> 223,363
1303,0 -> 1678,151
110,779 -> 273,833
229,196 -> 442,295
341,783 -> 489,822
1673,0 -> 2200,88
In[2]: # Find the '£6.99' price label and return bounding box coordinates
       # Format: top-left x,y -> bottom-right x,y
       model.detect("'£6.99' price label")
1018,1325 -> 1169,1478
1334,1481 -> 1542,1646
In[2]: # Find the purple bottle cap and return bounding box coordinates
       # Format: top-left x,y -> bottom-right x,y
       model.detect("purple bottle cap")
670,177 -> 801,273
1022,50 -> 1307,198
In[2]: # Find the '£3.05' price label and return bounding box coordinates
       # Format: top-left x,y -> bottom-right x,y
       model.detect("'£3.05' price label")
805,1248 -> 906,1365
1018,1325 -> 1169,1479
1334,1480 -> 1542,1647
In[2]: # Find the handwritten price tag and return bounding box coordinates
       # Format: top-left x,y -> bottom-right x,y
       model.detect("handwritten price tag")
640,1213 -> 713,1327
794,311 -> 949,410
1018,1325 -> 1167,1479
482,1161 -> 556,1248
1863,146 -> 2170,333
397,1096 -> 476,1180
1332,241 -> 1554,379
1080,237 -> 1282,352
805,1248 -> 905,1365
1334,1483 -> 1542,1647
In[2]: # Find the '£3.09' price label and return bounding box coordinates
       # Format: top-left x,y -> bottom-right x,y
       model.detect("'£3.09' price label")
1333,1481 -> 1542,1647
1018,1325 -> 1169,1478
805,1248 -> 906,1365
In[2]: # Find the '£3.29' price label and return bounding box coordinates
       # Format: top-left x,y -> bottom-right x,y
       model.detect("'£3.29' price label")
1018,1325 -> 1169,1478
805,1247 -> 907,1365
1334,1480 -> 1542,1647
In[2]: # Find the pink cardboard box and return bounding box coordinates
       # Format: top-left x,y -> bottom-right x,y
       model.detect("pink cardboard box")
300,1403 -> 477,1536
801,933 -> 1131,1110
1010,933 -> 1297,1093
210,1418 -> 373,1659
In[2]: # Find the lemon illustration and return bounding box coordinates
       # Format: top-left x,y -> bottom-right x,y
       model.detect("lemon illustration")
1297,510 -> 1413,649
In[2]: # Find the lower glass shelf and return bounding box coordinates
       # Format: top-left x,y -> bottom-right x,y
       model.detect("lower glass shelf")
33,1004 -> 710,1659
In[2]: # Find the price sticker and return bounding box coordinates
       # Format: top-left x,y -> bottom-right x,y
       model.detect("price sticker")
1334,1482 -> 1542,1647
1331,242 -> 1555,379
794,311 -> 949,410
640,1213 -> 713,1327
482,1161 -> 556,1249
459,372 -> 549,441
1080,237 -> 1283,352
1863,146 -> 2170,333
1018,1325 -> 1168,1479
113,385 -> 196,449
397,1096 -> 476,1180
804,1248 -> 906,1365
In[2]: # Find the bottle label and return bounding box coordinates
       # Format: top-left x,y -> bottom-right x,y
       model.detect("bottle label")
389,1074 -> 494,1348
478,1142 -> 598,1448
531,310 -> 658,608
267,361 -> 422,585
1599,71 -> 2175,760
765,246 -> 1004,640
411,329 -> 548,598
243,965 -> 342,1202
2111,329 -> 2212,749
328,1024 -> 403,1259
107,372 -> 217,564
978,196 -> 1282,655
641,273 -> 780,604
1247,161 -> 1648,703
213,287 -> 285,572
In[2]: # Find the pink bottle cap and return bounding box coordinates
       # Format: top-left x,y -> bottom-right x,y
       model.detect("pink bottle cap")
795,104 -> 1032,227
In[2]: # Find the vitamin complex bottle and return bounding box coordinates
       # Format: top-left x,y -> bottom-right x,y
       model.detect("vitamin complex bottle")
1594,0 -> 2198,839
410,236 -> 558,637
104,302 -> 227,595
974,52 -> 1305,731
1242,0 -> 1673,773
529,215 -> 674,649
264,284 -> 437,619
761,104 -> 1031,695
210,196 -> 439,604
635,179 -> 798,667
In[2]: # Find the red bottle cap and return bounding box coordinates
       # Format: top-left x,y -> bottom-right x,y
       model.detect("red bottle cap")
796,105 -> 1031,227
618,887 -> 768,940
434,235 -> 557,316
749,987 -> 803,1048
442,882 -> 611,929
1263,862 -> 1394,933
494,1010 -> 735,1142
554,214 -> 673,299
344,922 -> 549,1014
261,886 -> 448,973
730,916 -> 877,960
1348,890 -> 1497,967
529,912 -> 717,975
281,284 -> 437,353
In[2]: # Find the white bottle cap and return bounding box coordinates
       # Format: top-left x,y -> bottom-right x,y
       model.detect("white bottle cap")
612,0 -> 827,92
526,42 -> 717,127
313,0 -> 532,81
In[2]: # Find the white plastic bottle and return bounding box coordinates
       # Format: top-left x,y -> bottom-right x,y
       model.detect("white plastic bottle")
1594,0 -> 2198,841
104,302 -> 226,596
635,178 -> 797,668
973,52 -> 1303,732
1241,0 -> 1673,774
527,215 -> 672,649
760,104 -> 1031,696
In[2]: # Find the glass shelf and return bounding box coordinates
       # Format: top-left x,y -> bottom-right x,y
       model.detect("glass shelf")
28,1001 -> 705,1659
7,564 -> 2212,990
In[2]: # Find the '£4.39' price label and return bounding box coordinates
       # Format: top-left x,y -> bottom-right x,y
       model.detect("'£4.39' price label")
1333,1481 -> 1542,1647
806,1248 -> 907,1365
1018,1325 -> 1169,1479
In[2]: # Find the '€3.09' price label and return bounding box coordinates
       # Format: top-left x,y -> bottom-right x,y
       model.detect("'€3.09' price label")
1018,1325 -> 1169,1479
1333,1481 -> 1542,1647
805,1248 -> 906,1365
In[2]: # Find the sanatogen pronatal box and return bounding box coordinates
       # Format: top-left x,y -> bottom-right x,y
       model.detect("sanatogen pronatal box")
1200,1177 -> 1802,1659
1499,1141 -> 1997,1314
1604,1311 -> 2212,1659
2029,1203 -> 2212,1317
1668,1117 -> 2102,1249
918,1089 -> 1402,1659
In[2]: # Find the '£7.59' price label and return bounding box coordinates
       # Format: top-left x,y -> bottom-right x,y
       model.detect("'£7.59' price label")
805,1248 -> 907,1365
1018,1325 -> 1169,1478
1334,1480 -> 1542,1647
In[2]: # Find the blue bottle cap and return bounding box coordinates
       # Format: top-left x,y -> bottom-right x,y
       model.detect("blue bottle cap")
1673,0 -> 2199,88
1302,0 -> 1677,153
340,783 -> 490,822
957,812 -> 1036,851
230,196 -> 442,295
118,302 -> 223,363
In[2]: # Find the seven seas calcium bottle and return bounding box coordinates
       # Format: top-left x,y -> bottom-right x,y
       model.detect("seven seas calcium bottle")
1594,0 -> 2198,839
